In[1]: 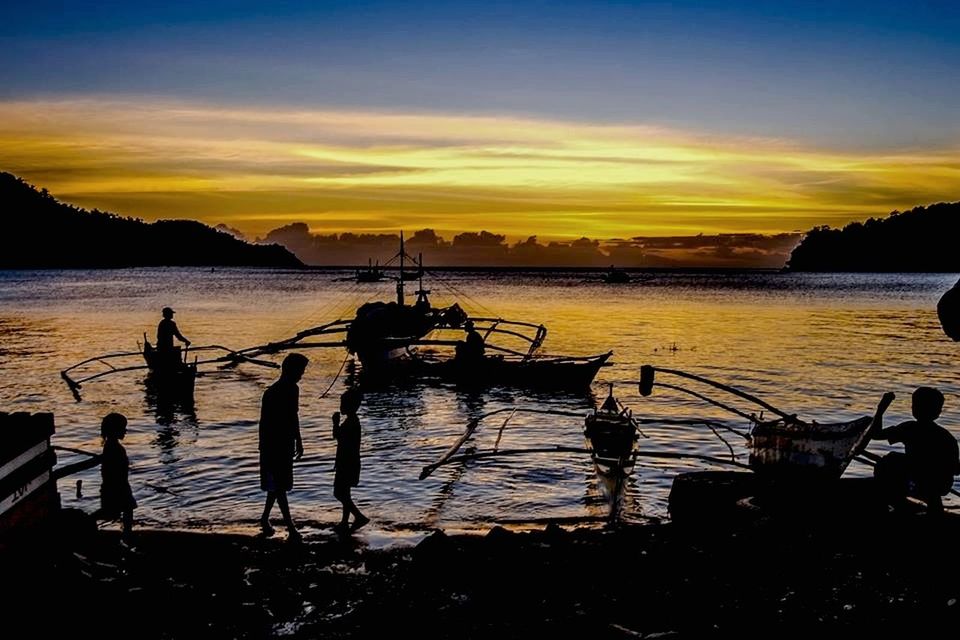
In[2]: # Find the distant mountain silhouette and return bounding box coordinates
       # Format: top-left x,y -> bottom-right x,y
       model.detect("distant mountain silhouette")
1,173 -> 302,268
787,202 -> 960,272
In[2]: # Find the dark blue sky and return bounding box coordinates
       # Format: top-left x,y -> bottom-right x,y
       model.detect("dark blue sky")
3,1 -> 959,146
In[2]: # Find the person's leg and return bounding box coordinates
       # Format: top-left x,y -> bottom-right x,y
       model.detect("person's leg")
339,486 -> 351,527
926,494 -> 944,516
276,491 -> 301,541
875,452 -> 909,510
276,491 -> 295,529
261,492 -> 276,534
121,509 -> 134,540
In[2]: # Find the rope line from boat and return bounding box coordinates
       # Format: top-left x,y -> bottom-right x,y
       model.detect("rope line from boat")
318,352 -> 352,399
493,408 -> 517,453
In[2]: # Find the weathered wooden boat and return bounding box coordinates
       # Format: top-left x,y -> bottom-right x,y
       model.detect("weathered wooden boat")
639,365 -> 876,479
749,415 -> 873,480
584,387 -> 640,509
1,412 -> 59,546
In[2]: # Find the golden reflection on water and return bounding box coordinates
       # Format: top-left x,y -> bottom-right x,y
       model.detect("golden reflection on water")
0,269 -> 957,532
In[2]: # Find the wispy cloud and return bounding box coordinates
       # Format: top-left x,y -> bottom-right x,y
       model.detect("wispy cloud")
2,97 -> 958,238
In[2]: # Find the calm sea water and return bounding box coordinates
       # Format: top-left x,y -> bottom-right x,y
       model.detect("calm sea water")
1,269 -> 957,540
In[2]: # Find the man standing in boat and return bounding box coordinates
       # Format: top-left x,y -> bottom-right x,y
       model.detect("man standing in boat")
157,307 -> 191,361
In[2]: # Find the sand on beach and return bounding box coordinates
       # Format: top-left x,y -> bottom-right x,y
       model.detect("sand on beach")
5,505 -> 960,639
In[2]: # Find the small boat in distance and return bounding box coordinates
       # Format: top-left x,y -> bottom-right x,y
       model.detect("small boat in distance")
355,259 -> 385,283
602,266 -> 630,284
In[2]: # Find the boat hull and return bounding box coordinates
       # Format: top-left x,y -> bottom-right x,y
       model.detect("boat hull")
359,351 -> 612,391
749,416 -> 872,480
142,344 -> 197,397
584,410 -> 638,515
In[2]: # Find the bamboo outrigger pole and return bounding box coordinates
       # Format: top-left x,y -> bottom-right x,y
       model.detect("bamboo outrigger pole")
639,365 -> 794,420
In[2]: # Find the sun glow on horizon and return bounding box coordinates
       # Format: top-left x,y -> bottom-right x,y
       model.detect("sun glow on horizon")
2,97 -> 959,240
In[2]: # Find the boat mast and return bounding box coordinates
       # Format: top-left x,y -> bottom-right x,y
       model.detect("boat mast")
397,231 -> 405,305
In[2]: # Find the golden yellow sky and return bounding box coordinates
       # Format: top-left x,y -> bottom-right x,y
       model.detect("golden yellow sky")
2,98 -> 958,240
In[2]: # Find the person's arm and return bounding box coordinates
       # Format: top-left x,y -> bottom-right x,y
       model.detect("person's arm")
869,392 -> 896,439
293,387 -> 303,460
172,322 -> 190,346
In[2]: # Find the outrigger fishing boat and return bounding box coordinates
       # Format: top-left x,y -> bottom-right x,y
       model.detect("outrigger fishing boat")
638,365 -> 876,480
60,334 -> 278,400
141,337 -> 197,398
60,233 -> 612,396
211,234 -> 610,389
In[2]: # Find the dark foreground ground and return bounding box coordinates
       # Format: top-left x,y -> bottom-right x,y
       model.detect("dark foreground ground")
5,497 -> 960,639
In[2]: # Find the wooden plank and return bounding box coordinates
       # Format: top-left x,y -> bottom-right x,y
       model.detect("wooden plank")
0,440 -> 49,483
0,481 -> 60,540
0,449 -> 56,501
0,470 -> 51,517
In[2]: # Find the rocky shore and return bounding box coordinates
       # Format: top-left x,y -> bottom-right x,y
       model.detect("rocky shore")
6,504 -> 959,639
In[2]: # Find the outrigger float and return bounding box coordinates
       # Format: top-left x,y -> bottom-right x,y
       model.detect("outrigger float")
61,234 -> 612,397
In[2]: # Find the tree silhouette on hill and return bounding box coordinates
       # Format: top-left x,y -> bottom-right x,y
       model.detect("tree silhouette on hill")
787,202 -> 960,272
1,172 -> 302,268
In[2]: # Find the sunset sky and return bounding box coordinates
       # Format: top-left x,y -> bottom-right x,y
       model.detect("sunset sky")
3,1 -> 959,241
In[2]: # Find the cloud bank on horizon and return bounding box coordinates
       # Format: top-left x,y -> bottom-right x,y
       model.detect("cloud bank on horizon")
2,1 -> 958,265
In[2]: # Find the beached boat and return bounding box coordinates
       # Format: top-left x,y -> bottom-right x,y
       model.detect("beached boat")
748,415 -> 873,480
584,387 -> 640,505
639,365 -> 875,479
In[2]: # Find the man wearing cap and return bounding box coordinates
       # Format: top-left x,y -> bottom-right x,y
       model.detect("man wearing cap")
455,319 -> 485,363
157,307 -> 191,353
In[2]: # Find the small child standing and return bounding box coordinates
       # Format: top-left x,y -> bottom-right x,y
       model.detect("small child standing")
871,387 -> 960,515
332,388 -> 369,533
93,412 -> 137,540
